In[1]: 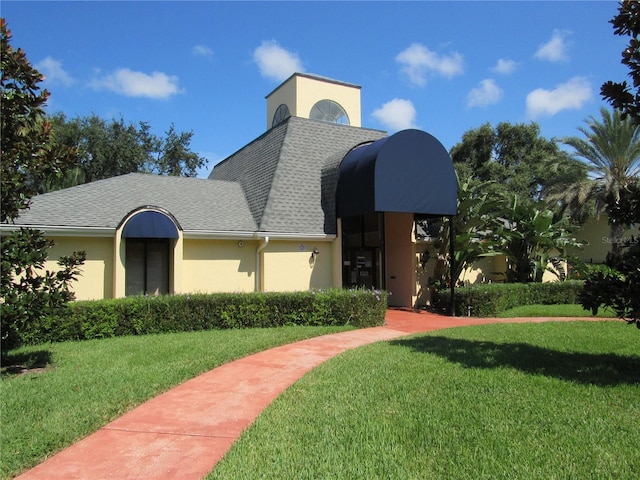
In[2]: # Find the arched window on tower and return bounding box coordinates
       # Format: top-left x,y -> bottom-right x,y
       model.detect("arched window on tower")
310,99 -> 350,125
272,104 -> 291,127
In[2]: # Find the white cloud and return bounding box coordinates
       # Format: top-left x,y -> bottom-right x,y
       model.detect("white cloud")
534,29 -> 572,62
253,40 -> 303,82
192,45 -> 213,58
90,68 -> 182,99
396,43 -> 463,87
526,76 -> 592,118
36,56 -> 74,87
467,79 -> 503,107
492,58 -> 518,75
372,98 -> 417,131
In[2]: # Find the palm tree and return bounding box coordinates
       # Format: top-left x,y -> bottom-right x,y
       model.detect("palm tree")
558,107 -> 640,257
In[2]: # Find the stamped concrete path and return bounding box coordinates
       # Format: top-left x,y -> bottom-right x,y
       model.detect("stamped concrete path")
16,310 -> 600,480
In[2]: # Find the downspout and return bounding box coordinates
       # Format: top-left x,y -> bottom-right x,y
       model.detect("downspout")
255,235 -> 269,292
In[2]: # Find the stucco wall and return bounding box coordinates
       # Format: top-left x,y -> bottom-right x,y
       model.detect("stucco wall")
181,238 -> 256,293
384,212 -> 415,307
266,74 -> 361,128
574,216 -> 639,264
47,236 -> 114,300
262,241 -> 333,292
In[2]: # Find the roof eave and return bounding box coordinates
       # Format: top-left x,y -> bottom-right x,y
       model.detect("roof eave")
0,224 -> 115,237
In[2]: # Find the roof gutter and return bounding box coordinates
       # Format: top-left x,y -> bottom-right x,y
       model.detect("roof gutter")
0,224 -> 115,237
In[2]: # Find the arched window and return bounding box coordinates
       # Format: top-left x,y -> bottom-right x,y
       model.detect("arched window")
310,100 -> 350,125
272,104 -> 291,127
122,210 -> 179,296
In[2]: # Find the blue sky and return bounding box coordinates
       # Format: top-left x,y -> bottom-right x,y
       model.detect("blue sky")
3,1 -> 629,177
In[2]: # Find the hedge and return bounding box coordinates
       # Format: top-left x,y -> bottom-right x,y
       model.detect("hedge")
18,289 -> 388,346
434,281 -> 584,317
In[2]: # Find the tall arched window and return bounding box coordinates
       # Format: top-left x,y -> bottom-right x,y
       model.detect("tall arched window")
121,210 -> 179,296
310,100 -> 350,125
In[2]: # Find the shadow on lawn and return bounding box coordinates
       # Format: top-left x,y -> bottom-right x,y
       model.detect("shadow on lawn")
1,349 -> 52,377
390,336 -> 640,386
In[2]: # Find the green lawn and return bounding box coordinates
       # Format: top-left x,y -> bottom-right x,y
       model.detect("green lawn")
208,321 -> 639,479
4,321 -> 638,480
498,303 -> 618,318
0,325 -> 353,480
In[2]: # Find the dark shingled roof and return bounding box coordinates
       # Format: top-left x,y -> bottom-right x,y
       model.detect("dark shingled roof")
5,173 -> 257,233
210,116 -> 386,235
3,117 -> 387,237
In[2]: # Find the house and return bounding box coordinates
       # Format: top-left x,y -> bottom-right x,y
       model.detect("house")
1,73 -> 458,308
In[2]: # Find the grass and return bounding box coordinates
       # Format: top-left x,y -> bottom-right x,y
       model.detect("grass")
208,321 -> 640,479
498,303 -> 618,318
0,325 -> 353,480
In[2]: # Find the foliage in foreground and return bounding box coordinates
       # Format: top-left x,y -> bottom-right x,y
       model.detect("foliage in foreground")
0,19 -> 85,351
0,325 -> 353,479
13,289 -> 387,347
579,181 -> 640,329
580,250 -> 640,329
208,322 -> 639,479
601,0 -> 640,124
434,281 -> 584,317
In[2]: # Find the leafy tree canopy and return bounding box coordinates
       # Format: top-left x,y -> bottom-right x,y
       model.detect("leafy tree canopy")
1,18 -> 85,351
556,107 -> 640,256
0,21 -> 77,221
45,113 -> 208,191
601,0 -> 640,124
450,122 -> 587,213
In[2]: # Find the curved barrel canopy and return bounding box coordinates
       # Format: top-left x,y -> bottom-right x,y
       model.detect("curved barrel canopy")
122,210 -> 180,238
337,129 -> 457,217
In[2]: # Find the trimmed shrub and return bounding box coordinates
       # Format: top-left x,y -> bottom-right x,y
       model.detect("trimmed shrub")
434,281 -> 584,317
19,289 -> 388,346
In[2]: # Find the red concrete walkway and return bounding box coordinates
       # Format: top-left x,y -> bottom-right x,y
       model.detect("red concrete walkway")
15,310 -> 601,480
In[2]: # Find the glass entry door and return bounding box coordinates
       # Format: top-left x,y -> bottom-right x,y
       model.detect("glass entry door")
341,212 -> 384,290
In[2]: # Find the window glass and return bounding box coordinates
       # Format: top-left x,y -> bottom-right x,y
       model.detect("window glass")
125,239 -> 170,296
310,100 -> 350,125
272,104 -> 290,127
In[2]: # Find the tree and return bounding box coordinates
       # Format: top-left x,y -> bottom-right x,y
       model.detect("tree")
154,123 -> 205,177
450,122 -> 586,212
558,107 -> 640,258
491,196 -> 584,283
579,180 -> 640,328
429,179 -> 501,288
601,0 -> 640,125
47,113 -> 208,190
1,18 -> 85,351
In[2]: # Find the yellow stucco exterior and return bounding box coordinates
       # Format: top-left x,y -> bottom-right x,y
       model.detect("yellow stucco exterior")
46,236 -> 114,300
42,233 -> 339,300
181,238 -> 255,293
34,211 -> 637,307
573,216 -> 639,264
266,73 -> 362,128
262,240 -> 334,292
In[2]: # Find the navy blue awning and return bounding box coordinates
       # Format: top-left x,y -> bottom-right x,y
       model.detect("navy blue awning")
122,211 -> 179,238
336,129 -> 457,218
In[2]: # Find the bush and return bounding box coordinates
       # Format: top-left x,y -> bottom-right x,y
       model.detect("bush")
433,281 -> 584,317
17,289 -> 388,346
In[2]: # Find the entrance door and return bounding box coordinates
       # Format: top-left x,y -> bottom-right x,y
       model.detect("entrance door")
341,213 -> 384,290
344,249 -> 376,289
